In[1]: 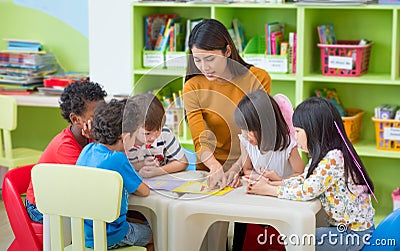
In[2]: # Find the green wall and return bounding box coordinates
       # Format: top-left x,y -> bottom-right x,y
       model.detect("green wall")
0,0 -> 89,150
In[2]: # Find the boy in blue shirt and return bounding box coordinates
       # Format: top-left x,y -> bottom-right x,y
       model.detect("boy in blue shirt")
76,98 -> 153,250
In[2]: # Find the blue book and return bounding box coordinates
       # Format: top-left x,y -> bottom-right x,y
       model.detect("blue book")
8,41 -> 42,48
6,45 -> 42,52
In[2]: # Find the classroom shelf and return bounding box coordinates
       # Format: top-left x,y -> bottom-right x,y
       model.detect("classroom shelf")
354,140 -> 400,160
89,1 -> 400,218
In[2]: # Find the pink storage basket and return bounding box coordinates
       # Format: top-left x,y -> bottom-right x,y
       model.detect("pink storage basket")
318,40 -> 373,77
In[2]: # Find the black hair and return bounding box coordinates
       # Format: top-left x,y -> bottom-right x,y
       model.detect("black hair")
292,97 -> 374,193
92,99 -> 127,145
59,80 -> 107,123
234,89 -> 290,152
185,19 -> 252,82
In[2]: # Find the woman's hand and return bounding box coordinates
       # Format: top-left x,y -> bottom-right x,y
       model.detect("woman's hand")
207,167 -> 226,190
225,169 -> 242,188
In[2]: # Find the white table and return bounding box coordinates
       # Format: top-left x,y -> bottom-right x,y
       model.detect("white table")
128,171 -> 208,251
168,186 -> 322,251
128,190 -> 178,251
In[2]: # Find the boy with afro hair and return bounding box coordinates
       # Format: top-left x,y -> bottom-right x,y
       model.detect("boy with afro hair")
26,80 -> 107,223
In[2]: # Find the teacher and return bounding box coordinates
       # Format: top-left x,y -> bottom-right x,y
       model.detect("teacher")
183,19 -> 272,189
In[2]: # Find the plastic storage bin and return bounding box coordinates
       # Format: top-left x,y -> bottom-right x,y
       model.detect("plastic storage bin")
318,40 -> 373,77
143,48 -> 165,68
165,51 -> 187,68
372,118 -> 400,151
342,109 -> 364,143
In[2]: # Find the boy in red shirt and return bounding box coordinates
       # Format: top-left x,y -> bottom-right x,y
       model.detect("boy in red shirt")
25,80 -> 107,223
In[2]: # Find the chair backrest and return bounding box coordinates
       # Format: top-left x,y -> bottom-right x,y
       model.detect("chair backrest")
183,148 -> 196,171
361,208 -> 400,250
31,163 -> 123,250
2,164 -> 42,251
0,95 -> 17,160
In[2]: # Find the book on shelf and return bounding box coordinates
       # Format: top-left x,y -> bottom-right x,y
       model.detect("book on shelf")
184,18 -> 203,52
173,22 -> 184,51
317,23 -> 337,44
156,17 -> 182,52
288,32 -> 297,73
154,25 -> 166,51
228,28 -> 240,52
270,31 -> 283,55
232,18 -> 246,55
144,14 -> 179,50
265,22 -> 285,55
280,41 -> 289,56
3,38 -> 43,52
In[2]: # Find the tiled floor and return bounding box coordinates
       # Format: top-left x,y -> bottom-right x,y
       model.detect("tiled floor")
0,198 -> 14,251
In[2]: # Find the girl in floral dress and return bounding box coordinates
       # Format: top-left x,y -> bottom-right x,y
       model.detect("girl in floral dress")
247,97 -> 376,251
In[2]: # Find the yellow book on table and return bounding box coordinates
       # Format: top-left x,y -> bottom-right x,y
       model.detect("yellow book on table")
172,181 -> 233,196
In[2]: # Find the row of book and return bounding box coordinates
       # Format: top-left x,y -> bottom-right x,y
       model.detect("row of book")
374,104 -> 400,120
0,39 -> 64,95
145,14 -> 186,52
144,14 -> 247,55
0,52 -> 60,95
264,22 -> 297,73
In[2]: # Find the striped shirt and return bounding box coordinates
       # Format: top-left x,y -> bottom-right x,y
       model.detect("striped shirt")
127,126 -> 185,166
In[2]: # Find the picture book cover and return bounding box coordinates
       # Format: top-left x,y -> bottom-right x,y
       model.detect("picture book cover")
317,23 -> 337,44
144,14 -> 179,50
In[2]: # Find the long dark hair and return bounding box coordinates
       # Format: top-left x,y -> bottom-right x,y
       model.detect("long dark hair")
185,19 -> 251,82
234,90 -> 290,153
292,97 -> 374,193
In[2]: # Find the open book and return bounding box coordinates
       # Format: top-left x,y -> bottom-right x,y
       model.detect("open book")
144,173 -> 233,196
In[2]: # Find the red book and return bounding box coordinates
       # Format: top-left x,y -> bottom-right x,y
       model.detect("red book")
270,31 -> 283,55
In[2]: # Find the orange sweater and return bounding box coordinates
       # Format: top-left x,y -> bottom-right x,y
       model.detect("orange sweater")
183,66 -> 271,171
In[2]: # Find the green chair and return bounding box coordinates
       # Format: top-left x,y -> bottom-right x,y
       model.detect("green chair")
0,95 -> 42,169
31,163 -> 146,251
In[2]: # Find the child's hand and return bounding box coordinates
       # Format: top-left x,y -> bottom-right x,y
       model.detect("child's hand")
139,165 -> 163,178
268,180 -> 285,186
143,157 -> 159,167
246,176 -> 277,196
260,170 -> 282,181
81,120 -> 93,139
248,169 -> 263,184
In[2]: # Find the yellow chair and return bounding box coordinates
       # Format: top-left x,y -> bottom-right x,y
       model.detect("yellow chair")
31,163 -> 146,251
0,95 -> 42,169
